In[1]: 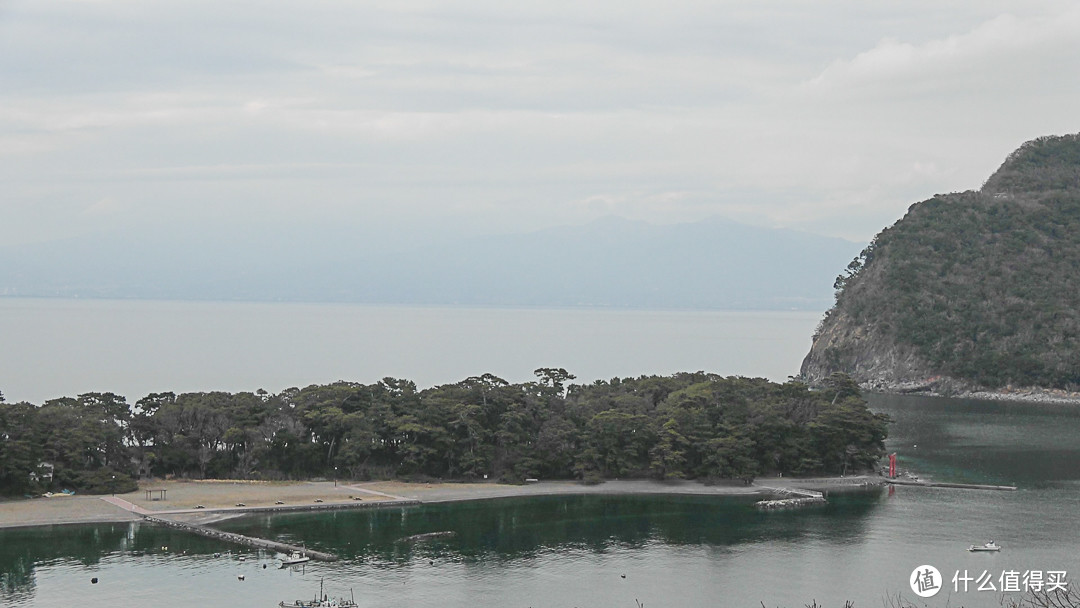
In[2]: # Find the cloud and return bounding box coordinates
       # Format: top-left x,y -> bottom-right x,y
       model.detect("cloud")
83,197 -> 123,216
570,190 -> 698,221
806,7 -> 1080,95
2,1 -> 1080,247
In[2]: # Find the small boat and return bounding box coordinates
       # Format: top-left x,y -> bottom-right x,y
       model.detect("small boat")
280,551 -> 312,567
279,579 -> 357,608
278,599 -> 356,608
968,540 -> 1001,552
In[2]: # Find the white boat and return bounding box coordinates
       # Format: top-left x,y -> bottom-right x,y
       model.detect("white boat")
279,579 -> 357,608
280,551 -> 312,567
278,598 -> 355,608
968,541 -> 1001,552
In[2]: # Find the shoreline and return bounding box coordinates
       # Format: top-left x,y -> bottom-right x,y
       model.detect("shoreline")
867,385 -> 1080,405
959,389 -> 1080,405
0,476 -> 882,531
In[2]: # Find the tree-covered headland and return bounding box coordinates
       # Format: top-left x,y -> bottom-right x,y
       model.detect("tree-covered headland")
0,371 -> 888,495
803,133 -> 1080,392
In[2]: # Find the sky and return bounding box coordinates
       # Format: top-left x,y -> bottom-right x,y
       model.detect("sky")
2,0 -> 1079,247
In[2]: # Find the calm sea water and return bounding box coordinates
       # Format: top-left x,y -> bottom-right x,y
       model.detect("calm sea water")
1,300 -> 1078,607
2,398 -> 1079,607
0,298 -> 820,405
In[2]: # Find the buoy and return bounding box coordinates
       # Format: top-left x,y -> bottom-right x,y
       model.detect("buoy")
91,578 -> 98,584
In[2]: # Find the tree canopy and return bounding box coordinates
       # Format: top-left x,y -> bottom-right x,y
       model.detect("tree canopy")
0,371 -> 888,495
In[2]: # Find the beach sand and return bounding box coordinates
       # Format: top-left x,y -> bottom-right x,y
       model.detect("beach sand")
0,480 -> 394,529
126,479 -> 398,511
361,478 -> 765,503
0,476 -> 877,530
0,494 -> 141,529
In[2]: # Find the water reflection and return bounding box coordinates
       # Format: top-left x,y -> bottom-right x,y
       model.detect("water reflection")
0,522 -> 249,598
216,491 -> 884,564
869,393 -> 1080,487
0,491 -> 881,604
0,525 -> 126,594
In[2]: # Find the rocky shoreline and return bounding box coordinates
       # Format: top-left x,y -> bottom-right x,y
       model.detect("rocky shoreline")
863,379 -> 1080,405
959,388 -> 1080,405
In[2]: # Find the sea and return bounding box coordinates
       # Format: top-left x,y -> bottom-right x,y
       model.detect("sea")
0,298 -> 820,405
1,298 -> 1078,608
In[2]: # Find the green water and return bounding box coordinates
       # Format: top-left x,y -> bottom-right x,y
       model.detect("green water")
2,394 -> 1079,607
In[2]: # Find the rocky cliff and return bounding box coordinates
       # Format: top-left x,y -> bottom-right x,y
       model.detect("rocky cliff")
802,133 -> 1080,394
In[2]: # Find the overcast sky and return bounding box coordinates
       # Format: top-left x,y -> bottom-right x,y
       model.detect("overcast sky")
2,0 -> 1079,246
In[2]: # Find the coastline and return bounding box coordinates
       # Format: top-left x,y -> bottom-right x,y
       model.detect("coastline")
865,382 -> 1080,405
0,476 -> 881,531
958,388 -> 1080,405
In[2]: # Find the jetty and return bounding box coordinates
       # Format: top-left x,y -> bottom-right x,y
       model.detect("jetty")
887,479 -> 1017,491
399,531 -> 456,543
144,514 -> 342,561
755,486 -> 827,510
103,494 -> 421,562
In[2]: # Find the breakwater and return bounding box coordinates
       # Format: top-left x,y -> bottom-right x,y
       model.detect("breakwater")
887,479 -> 1017,491
140,499 -> 421,561
399,531 -> 456,542
755,496 -> 827,510
755,486 -> 827,510
143,515 -> 341,561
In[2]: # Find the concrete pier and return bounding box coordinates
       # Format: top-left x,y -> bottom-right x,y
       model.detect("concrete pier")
887,479 -> 1017,491
124,497 -> 421,561
143,514 -> 342,561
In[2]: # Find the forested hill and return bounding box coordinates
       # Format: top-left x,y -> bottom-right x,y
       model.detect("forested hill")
0,372 -> 887,495
802,133 -> 1080,393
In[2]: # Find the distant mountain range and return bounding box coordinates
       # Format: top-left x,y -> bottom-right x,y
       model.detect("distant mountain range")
0,216 -> 863,310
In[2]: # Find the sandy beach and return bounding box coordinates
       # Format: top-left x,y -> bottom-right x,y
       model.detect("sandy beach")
0,479 -> 393,530
0,494 -> 142,529
364,478 -> 764,503
0,476 -> 878,530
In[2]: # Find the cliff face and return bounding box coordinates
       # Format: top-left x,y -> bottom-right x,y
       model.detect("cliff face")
801,308 -> 944,393
802,133 -> 1080,393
